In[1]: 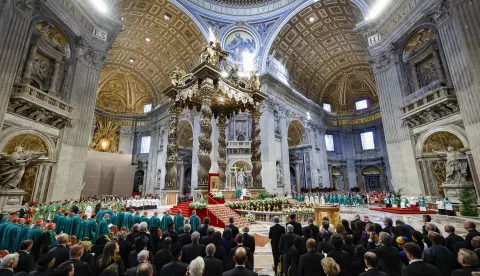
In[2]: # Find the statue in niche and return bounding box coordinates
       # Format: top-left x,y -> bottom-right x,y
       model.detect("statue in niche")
237,168 -> 247,188
0,146 -> 45,190
155,169 -> 161,189
274,110 -> 281,135
433,146 -> 469,184
276,161 -> 284,184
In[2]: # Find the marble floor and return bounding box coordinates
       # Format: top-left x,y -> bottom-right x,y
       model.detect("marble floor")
151,205 -> 480,276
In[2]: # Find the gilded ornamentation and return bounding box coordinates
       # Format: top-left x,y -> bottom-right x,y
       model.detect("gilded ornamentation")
19,167 -> 37,203
89,116 -> 120,153
362,166 -> 381,175
35,21 -> 69,54
288,120 -> 308,148
422,131 -> 464,154
198,88 -> 214,187
3,134 -> 48,156
165,105 -> 181,188
218,114 -> 227,187
201,42 -> 219,66
403,29 -> 435,60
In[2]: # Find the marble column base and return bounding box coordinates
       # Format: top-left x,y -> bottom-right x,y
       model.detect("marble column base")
0,189 -> 27,213
441,182 -> 475,203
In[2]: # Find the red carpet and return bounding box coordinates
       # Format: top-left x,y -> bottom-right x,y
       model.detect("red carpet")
369,207 -> 437,215
169,201 -> 192,216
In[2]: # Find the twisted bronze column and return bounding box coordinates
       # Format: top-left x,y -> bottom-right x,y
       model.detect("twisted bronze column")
197,88 -> 213,188
164,104 -> 181,189
250,106 -> 263,187
218,113 -> 227,188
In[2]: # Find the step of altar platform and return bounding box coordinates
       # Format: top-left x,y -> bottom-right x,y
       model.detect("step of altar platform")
169,201 -> 192,216
207,205 -> 249,229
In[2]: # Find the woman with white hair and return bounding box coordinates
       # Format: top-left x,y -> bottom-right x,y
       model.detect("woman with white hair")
188,256 -> 204,276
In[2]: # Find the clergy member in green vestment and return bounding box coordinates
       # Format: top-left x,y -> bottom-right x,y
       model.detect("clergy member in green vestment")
110,210 -> 118,228
97,213 -> 111,240
56,213 -> 67,234
63,213 -> 74,235
173,211 -> 184,234
53,209 -> 63,230
235,188 -> 242,200
96,208 -> 106,224
18,220 -> 32,246
27,220 -> 44,242
189,210 -> 201,232
86,216 -> 98,242
2,219 -> 21,252
123,209 -> 134,231
46,223 -> 57,245
116,208 -> 126,229
71,213 -> 82,235
149,212 -> 161,231
159,210 -> 173,232
133,211 -> 142,225
0,217 -> 13,244
75,215 -> 89,241
141,211 -> 150,228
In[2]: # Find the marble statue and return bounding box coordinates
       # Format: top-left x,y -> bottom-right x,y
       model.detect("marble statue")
201,41 -> 217,66
434,146 -> 468,184
171,66 -> 186,86
250,71 -> 260,90
0,146 -> 45,190
276,162 -> 284,184
237,168 -> 246,188
155,169 -> 161,189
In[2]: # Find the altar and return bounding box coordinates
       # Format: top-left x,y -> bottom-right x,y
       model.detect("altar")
314,205 -> 341,227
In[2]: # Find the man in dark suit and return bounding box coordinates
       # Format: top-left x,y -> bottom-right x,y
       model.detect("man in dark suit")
154,237 -> 172,275
133,222 -> 154,251
381,218 -> 393,234
452,248 -> 480,276
464,220 -> 480,250
286,214 -> 302,236
117,232 -> 132,268
221,247 -> 257,276
359,252 -> 389,276
298,238 -> 325,276
200,226 -> 215,245
402,242 -> 442,276
69,244 -> 91,276
368,232 -> 401,276
226,217 -> 239,238
444,224 -> 465,253
126,250 -> 149,276
328,234 -> 352,276
242,226 -> 255,255
279,224 -> 299,275
182,231 -> 206,264
48,234 -> 70,269
350,214 -> 366,233
204,244 -> 223,276
306,218 -> 319,241
15,240 -> 34,274
198,217 -> 210,237
268,216 -> 285,275
0,253 -> 25,276
160,244 -> 188,276
18,205 -> 27,219
226,234 -> 253,271
178,224 -> 192,247
423,232 -> 456,276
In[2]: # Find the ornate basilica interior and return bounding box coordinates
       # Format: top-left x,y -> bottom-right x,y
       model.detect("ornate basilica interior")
1,0 -> 480,206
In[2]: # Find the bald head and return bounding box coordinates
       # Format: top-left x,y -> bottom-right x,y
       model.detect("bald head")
234,247 -> 248,265
206,243 -> 216,257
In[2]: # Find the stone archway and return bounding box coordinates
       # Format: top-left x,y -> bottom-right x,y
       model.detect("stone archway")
0,129 -> 54,203
287,120 -> 311,193
331,166 -> 344,191
362,165 -> 382,192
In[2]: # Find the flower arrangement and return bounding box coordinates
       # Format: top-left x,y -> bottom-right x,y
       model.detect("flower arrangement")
244,212 -> 256,224
211,191 -> 224,199
283,207 -> 314,214
189,200 -> 207,210
225,197 -> 289,210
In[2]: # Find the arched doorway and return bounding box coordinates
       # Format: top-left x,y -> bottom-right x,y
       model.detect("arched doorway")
331,166 -> 344,191
362,166 -> 381,192
226,160 -> 252,189
287,120 -> 311,193
177,120 -> 193,195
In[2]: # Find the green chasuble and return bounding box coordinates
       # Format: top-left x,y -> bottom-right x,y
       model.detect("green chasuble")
86,219 -> 97,242
0,222 -> 11,244
27,226 -> 43,242
18,225 -> 31,246
235,188 -> 242,199
116,211 -> 125,229
97,219 -> 110,240
75,220 -> 88,241
141,216 -> 149,228
96,210 -> 105,224
72,215 -> 81,236
173,213 -> 185,233
57,216 -> 66,234
159,214 -> 173,232
189,214 -> 201,232
47,230 -> 57,245
110,214 -> 118,228
149,216 -> 160,231
63,216 -> 73,235
2,223 -> 21,252
133,214 -> 142,225
123,212 -> 133,231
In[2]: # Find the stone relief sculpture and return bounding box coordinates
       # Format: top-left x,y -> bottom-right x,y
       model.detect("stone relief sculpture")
0,146 -> 45,190
276,161 -> 284,185
434,146 -> 468,184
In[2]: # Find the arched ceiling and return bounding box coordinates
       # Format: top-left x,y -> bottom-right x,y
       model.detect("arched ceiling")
205,0 -> 280,6
102,0 -> 207,103
270,0 -> 377,108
